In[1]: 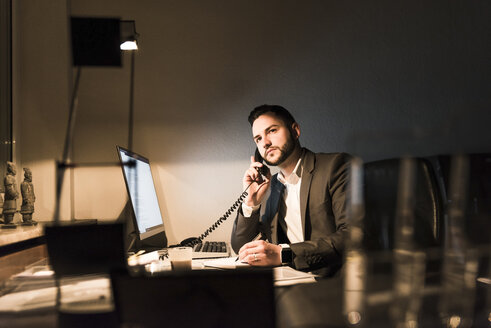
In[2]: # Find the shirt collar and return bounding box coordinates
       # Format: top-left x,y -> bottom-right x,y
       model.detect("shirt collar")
277,149 -> 304,186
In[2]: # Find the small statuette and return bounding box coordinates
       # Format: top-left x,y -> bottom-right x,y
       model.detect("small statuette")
2,161 -> 19,228
20,167 -> 37,226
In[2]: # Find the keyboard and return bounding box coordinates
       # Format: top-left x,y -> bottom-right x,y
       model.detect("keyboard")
192,241 -> 230,259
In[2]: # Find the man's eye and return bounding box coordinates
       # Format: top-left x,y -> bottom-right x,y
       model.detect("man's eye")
255,138 -> 261,143
269,129 -> 277,133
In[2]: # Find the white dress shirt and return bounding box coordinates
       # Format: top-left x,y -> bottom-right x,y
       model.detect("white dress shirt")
276,154 -> 304,243
242,151 -> 305,244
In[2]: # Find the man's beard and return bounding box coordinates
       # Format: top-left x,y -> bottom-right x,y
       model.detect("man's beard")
264,132 -> 296,166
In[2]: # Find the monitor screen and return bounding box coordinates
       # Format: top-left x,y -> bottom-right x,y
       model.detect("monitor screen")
117,146 -> 165,240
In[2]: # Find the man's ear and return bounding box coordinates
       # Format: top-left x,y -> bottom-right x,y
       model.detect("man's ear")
291,122 -> 300,140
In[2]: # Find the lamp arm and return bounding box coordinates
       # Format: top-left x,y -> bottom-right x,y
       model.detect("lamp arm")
53,66 -> 82,224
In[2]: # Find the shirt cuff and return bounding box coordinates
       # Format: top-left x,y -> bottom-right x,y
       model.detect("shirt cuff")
241,203 -> 260,217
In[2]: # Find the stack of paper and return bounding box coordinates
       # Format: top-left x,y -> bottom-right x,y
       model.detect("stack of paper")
202,256 -> 249,269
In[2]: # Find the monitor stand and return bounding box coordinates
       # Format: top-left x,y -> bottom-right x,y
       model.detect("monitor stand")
136,232 -> 167,252
116,200 -> 168,253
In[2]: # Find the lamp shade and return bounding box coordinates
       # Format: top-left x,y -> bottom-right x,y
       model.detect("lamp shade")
120,20 -> 139,50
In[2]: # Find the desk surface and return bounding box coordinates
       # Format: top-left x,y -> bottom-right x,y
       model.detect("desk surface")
1,251 -> 490,328
0,257 -> 317,328
3,273 -> 489,328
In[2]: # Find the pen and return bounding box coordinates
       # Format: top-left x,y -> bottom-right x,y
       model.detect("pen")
235,233 -> 263,262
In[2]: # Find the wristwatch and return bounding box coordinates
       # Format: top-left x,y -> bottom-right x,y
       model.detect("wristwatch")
279,244 -> 292,265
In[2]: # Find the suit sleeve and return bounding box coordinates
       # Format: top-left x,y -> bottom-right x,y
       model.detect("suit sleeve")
290,153 -> 351,276
231,207 -> 261,253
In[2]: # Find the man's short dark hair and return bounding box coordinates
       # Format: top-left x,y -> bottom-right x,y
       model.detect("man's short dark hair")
248,105 -> 296,127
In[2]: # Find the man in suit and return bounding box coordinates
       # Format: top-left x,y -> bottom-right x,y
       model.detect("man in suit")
231,105 -> 351,276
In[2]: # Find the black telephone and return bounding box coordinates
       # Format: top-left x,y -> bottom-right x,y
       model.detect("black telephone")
254,148 -> 270,182
176,149 -> 269,248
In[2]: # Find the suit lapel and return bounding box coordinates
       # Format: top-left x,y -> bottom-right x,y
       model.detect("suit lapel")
300,149 -> 315,239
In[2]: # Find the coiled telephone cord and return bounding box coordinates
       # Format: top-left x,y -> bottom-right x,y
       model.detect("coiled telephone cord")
184,181 -> 254,248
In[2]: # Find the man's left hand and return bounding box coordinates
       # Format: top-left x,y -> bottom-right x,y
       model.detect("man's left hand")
238,240 -> 281,266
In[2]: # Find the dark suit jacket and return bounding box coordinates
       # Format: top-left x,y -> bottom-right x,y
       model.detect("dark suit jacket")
231,148 -> 351,276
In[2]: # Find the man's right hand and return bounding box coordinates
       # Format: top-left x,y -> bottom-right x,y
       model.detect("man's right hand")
243,155 -> 271,207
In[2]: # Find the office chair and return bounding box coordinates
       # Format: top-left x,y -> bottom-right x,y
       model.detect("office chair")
436,153 -> 491,246
436,153 -> 491,284
362,157 -> 444,251
111,269 -> 276,328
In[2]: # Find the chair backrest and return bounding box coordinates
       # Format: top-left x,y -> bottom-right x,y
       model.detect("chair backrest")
45,222 -> 127,277
111,269 -> 276,328
362,157 -> 444,250
436,153 -> 491,246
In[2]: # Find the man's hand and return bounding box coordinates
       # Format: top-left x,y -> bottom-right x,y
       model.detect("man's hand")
243,156 -> 271,207
238,240 -> 281,266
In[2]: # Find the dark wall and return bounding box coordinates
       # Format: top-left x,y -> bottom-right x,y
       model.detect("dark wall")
66,0 -> 490,164
15,0 -> 490,238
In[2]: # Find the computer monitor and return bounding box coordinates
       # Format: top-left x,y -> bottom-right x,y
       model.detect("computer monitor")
117,146 -> 166,248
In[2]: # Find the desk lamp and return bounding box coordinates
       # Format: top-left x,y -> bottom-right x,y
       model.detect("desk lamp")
53,17 -> 139,224
48,16 -> 139,328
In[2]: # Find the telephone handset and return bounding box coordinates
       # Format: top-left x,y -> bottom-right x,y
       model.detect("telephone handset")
175,150 -> 267,249
179,237 -> 200,247
254,148 -> 270,182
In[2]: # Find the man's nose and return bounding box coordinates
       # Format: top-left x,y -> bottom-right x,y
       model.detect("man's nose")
262,136 -> 272,148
